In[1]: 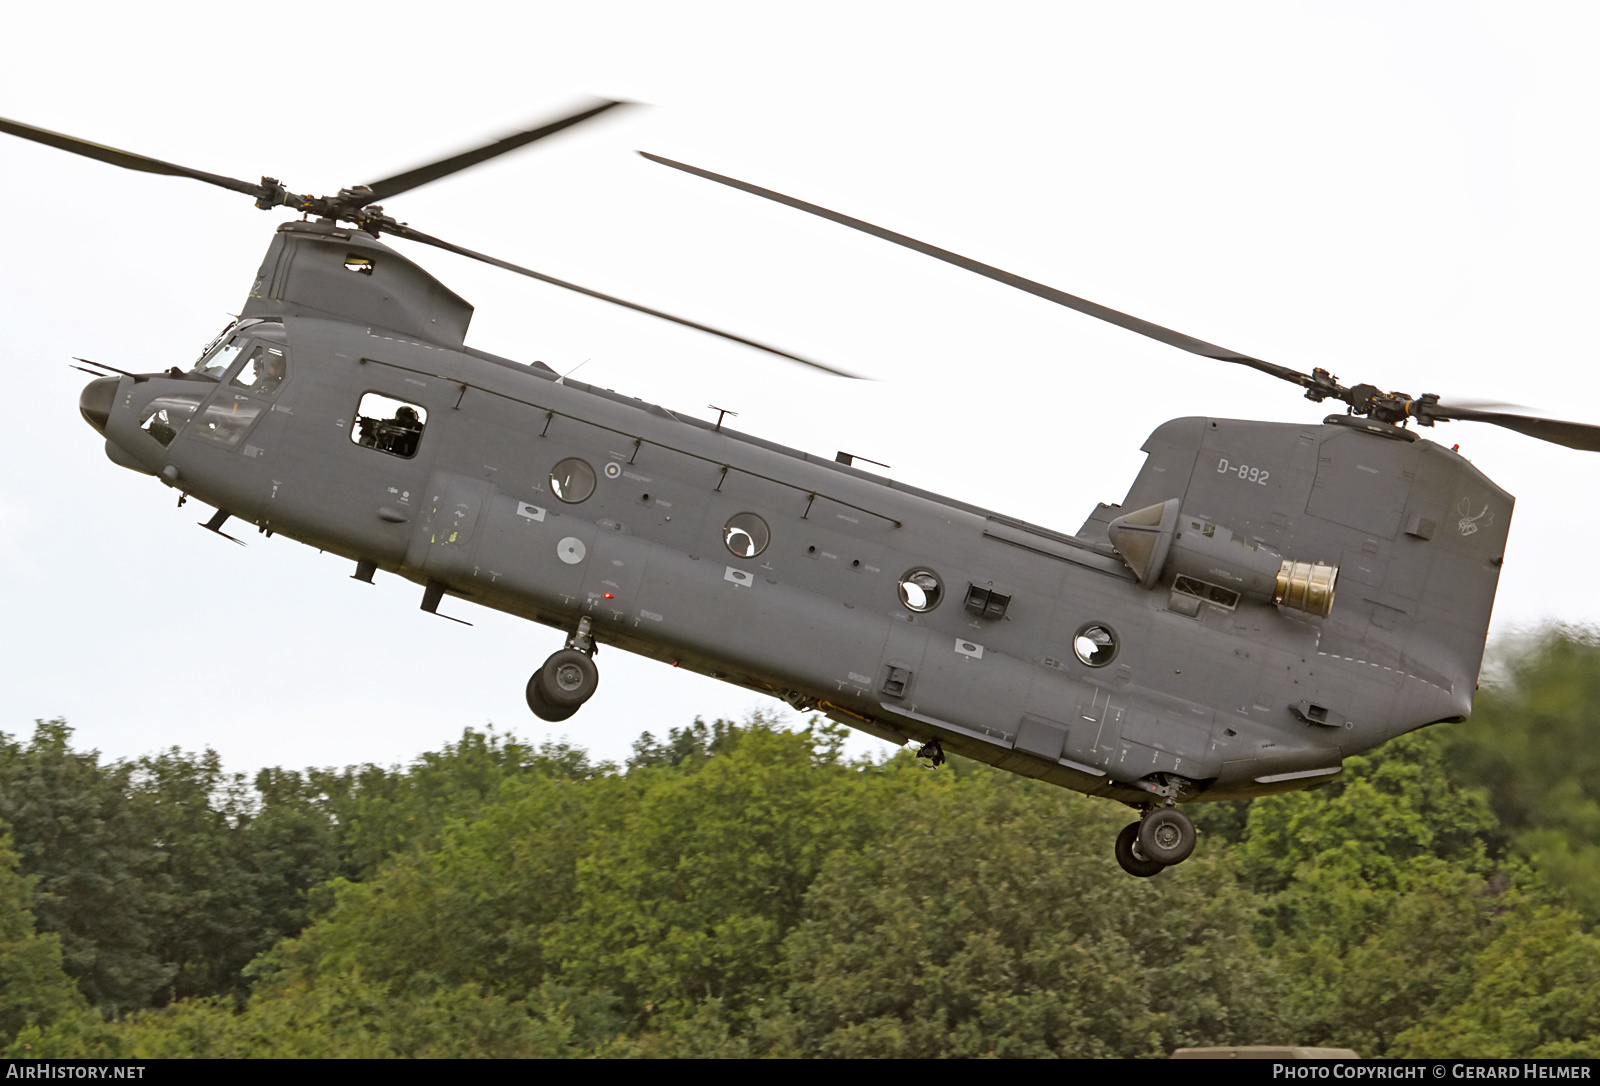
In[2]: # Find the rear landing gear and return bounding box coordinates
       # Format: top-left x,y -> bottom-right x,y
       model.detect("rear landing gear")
1113,807 -> 1197,877
525,618 -> 600,722
526,670 -> 579,721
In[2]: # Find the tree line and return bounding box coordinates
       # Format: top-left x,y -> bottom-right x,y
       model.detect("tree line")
2,628 -> 1598,1058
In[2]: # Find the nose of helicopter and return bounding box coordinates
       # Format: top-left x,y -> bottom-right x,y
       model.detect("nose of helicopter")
79,375 -> 117,435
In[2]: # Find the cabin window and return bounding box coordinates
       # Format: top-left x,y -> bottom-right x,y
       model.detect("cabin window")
723,513 -> 770,558
550,458 -> 597,503
351,393 -> 427,458
344,254 -> 375,275
898,568 -> 944,612
1073,623 -> 1119,667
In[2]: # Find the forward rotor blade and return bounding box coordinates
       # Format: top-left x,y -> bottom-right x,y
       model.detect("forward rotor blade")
641,151 -> 1312,388
387,223 -> 860,378
0,115 -> 265,198
72,357 -> 139,379
360,100 -> 632,205
1429,405 -> 1600,452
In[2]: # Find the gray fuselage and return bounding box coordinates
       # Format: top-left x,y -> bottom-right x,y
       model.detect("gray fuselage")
84,222 -> 1512,807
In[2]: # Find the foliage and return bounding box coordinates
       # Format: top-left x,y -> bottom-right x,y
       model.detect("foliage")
1390,903 -> 1600,1057
1239,731 -> 1499,893
1444,627 -> 1600,923
255,771 -> 609,1000
8,976 -> 601,1059
307,728 -> 613,880
775,770 -> 1286,1057
0,721 -> 169,1011
552,717 -> 867,1016
627,715 -> 743,771
7,626 -> 1600,1057
0,825 -> 83,1046
0,721 -> 612,1016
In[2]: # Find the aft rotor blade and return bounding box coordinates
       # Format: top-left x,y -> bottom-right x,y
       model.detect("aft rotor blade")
641,151 -> 1314,387
0,115 -> 266,198
1428,404 -> 1600,452
359,100 -> 632,205
387,223 -> 860,378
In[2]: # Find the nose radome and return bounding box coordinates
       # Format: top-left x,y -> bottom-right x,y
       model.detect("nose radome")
79,376 -> 118,434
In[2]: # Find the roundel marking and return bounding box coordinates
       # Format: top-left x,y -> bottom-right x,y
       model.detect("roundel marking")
604,462 -> 622,479
557,537 -> 587,565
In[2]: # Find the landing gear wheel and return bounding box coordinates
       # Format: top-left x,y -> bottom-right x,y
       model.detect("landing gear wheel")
1137,807 -> 1196,866
536,649 -> 599,709
525,672 -> 578,722
1115,822 -> 1166,878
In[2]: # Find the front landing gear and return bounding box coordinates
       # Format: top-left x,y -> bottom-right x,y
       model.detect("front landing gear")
1115,823 -> 1165,878
1113,806 -> 1197,878
1138,808 -> 1196,866
525,619 -> 600,722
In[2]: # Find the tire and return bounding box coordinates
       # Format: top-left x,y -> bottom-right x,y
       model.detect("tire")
536,649 -> 600,709
1137,808 -> 1196,866
525,672 -> 578,721
1115,822 -> 1166,878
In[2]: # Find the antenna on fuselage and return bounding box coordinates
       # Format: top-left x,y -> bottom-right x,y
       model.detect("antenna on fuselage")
554,358 -> 591,385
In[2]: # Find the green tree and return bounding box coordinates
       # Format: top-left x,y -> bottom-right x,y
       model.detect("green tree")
552,719 -> 871,1019
310,728 -> 612,880
1240,730 -> 1498,894
775,765 -> 1285,1058
0,825 -> 83,1045
1445,627 -> 1600,923
1391,901 -> 1600,1057
0,720 -> 170,1011
258,770 -> 611,1001
127,748 -> 264,1003
10,975 -> 602,1059
242,766 -> 349,952
1236,727 -> 1570,1055
25,694 -> 1600,1060
627,716 -> 740,771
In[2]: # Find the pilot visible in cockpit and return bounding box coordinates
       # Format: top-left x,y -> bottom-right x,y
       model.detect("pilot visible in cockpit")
254,352 -> 286,396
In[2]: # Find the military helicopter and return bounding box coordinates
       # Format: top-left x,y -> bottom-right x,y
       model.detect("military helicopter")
6,102 -> 1598,878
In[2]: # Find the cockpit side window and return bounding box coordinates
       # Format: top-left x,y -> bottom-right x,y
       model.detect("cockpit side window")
229,345 -> 289,398
351,392 -> 427,459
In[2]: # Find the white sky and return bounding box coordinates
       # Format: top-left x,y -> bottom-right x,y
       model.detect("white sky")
2,2 -> 1597,777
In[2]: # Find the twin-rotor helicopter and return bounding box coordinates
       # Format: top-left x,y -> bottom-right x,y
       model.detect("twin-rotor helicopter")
6,101 -> 1596,877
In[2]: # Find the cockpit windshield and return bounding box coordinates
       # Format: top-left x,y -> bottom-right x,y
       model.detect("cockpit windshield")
191,318 -> 283,378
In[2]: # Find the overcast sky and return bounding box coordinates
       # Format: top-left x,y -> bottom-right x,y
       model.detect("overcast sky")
3,2 -> 1597,777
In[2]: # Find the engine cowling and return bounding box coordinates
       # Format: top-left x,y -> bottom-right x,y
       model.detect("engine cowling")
1106,500 -> 1338,616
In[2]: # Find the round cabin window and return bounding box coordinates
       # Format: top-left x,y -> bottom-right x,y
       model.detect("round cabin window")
1073,623 -> 1119,667
723,513 -> 770,558
550,458 -> 597,503
898,568 -> 943,612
